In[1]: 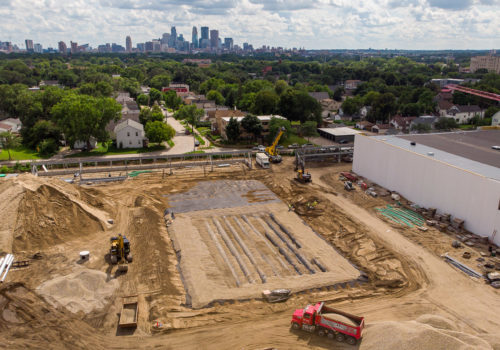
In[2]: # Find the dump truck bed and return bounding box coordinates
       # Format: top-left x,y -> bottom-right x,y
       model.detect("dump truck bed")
119,297 -> 138,328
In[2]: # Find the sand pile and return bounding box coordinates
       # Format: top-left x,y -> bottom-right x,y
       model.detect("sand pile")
360,315 -> 493,350
0,174 -> 109,252
37,269 -> 119,314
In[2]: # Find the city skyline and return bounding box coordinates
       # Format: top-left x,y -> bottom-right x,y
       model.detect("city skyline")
0,1 -> 499,50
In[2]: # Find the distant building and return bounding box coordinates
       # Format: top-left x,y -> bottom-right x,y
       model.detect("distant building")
344,80 -> 362,90
390,116 -> 416,132
212,109 -> 247,133
0,118 -> 21,133
224,37 -> 233,50
192,27 -> 198,49
161,33 -> 171,45
201,26 -> 209,41
126,36 -> 132,52
58,41 -> 67,54
169,26 -> 177,48
210,30 -> 219,49
25,39 -> 34,52
114,119 -> 146,149
182,58 -> 211,68
162,83 -> 190,95
430,78 -> 465,87
33,43 -> 42,53
137,43 -> 145,52
145,41 -> 154,52
70,41 -> 78,54
308,91 -> 330,102
410,115 -> 437,130
470,55 -> 500,74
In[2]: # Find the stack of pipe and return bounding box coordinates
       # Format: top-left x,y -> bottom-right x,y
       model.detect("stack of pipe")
0,254 -> 15,283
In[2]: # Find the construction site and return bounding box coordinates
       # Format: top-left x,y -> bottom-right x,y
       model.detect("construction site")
1,151 -> 499,350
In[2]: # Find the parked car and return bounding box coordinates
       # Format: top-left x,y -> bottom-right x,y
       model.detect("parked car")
258,145 -> 265,152
492,145 -> 500,150
338,139 -> 348,144
302,143 -> 313,148
194,140 -> 200,147
288,143 -> 299,149
276,145 -> 284,149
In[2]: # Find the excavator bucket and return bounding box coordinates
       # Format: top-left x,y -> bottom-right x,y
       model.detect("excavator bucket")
118,264 -> 128,273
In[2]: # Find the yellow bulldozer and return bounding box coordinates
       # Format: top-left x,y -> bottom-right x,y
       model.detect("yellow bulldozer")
110,234 -> 133,273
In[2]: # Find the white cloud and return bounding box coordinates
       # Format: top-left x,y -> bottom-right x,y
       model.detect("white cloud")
1,0 -> 499,50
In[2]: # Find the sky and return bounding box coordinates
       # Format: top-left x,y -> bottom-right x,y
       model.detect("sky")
1,0 -> 499,50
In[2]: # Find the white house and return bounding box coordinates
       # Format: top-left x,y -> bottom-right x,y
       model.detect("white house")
114,119 -> 145,149
73,137 -> 97,150
491,111 -> 500,126
0,118 -> 22,133
445,105 -> 484,124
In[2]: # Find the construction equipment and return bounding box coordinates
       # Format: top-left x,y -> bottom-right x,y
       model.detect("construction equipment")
256,152 -> 270,168
119,296 -> 138,328
291,302 -> 365,345
110,234 -> 132,272
295,160 -> 312,183
262,289 -> 291,303
265,127 -> 285,163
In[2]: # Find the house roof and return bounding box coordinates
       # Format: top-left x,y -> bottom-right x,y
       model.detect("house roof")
372,124 -> 391,130
391,116 -> 417,125
318,127 -> 362,136
308,91 -> 330,101
0,122 -> 13,131
210,109 -> 246,119
114,118 -> 144,133
1,118 -> 21,126
449,105 -> 482,113
221,115 -> 285,123
438,100 -> 454,110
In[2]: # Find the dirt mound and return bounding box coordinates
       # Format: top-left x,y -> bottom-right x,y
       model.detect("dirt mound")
0,282 -> 107,350
0,174 -> 109,252
361,318 -> 493,350
416,314 -> 458,331
37,268 -> 118,314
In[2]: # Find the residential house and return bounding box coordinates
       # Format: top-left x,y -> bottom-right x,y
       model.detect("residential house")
492,111 -> 500,126
106,95 -> 141,135
308,91 -> 330,102
344,80 -> 362,90
355,121 -> 374,130
390,116 -> 416,132
162,83 -> 190,97
0,122 -> 13,133
114,119 -> 146,149
210,109 -> 246,133
219,115 -> 285,140
371,124 -> 392,134
73,137 -> 97,150
39,80 -> 62,88
437,100 -> 454,117
320,99 -> 342,120
445,105 -> 484,124
0,118 -> 22,133
410,116 -> 437,130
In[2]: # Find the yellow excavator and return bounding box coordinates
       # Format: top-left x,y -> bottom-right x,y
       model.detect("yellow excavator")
110,234 -> 133,273
265,127 -> 286,163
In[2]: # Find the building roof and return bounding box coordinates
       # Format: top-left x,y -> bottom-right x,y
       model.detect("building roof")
391,116 -> 416,126
438,100 -> 454,110
209,109 -> 246,119
381,130 -> 500,177
372,124 -> 391,130
114,118 -> 144,133
1,118 -> 21,126
449,105 -> 482,113
308,91 -> 330,101
0,122 -> 13,131
318,127 -> 362,136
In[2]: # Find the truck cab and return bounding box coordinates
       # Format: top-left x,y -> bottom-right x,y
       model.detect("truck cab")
291,304 -> 317,332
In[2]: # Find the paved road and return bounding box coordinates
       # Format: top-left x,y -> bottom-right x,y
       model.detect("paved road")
165,117 -> 198,154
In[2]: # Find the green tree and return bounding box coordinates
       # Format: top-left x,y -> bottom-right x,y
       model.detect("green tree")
435,117 -> 458,130
145,121 -> 175,144
300,121 -> 319,141
268,117 -> 292,143
411,123 -> 431,133
51,94 -> 122,149
332,87 -> 344,102
149,88 -> 163,105
0,131 -> 20,161
149,74 -> 171,91
136,94 -> 149,106
139,106 -> 163,125
240,114 -> 263,140
225,117 -> 240,143
27,120 -> 61,149
369,93 -> 397,123
174,104 -> 204,132
341,97 -> 361,116
251,90 -> 279,115
274,80 -> 289,95
278,89 -> 321,124
163,90 -> 182,109
485,106 -> 500,119
207,90 -> 225,105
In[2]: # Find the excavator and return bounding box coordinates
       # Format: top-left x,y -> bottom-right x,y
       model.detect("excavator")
110,234 -> 133,273
265,127 -> 286,163
296,162 -> 312,183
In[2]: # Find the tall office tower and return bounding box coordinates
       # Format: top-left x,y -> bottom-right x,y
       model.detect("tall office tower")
70,41 -> 78,54
145,41 -> 154,52
191,26 -> 198,49
137,43 -> 145,52
25,39 -> 34,52
224,38 -> 233,50
169,26 -> 177,47
33,43 -> 42,53
161,33 -> 171,45
58,41 -> 67,54
209,30 -> 219,49
201,26 -> 209,40
126,36 -> 132,52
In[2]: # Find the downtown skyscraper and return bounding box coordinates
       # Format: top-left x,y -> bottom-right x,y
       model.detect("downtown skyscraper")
191,27 -> 198,49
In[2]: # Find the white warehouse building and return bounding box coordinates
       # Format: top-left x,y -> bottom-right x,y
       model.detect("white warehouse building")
353,130 -> 500,245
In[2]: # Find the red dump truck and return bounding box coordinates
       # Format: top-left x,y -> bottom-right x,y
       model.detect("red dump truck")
291,302 -> 364,345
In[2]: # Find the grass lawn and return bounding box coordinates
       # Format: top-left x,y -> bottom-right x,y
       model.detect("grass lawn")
280,134 -> 310,147
167,139 -> 175,148
459,125 -> 476,130
0,145 -> 45,161
65,142 -> 166,158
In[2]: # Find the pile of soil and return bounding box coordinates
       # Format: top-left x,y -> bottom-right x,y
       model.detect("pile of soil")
361,315 -> 494,350
0,174 -> 109,252
37,268 -> 118,314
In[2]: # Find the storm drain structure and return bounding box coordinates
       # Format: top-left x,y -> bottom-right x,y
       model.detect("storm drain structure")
167,180 -> 359,308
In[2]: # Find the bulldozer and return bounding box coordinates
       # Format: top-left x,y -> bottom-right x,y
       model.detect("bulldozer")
110,234 -> 133,273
